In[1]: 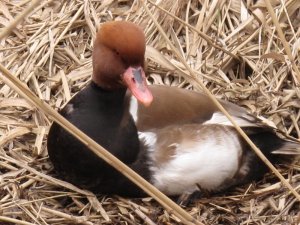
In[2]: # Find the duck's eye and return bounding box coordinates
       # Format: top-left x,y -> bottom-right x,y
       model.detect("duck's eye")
114,49 -> 120,55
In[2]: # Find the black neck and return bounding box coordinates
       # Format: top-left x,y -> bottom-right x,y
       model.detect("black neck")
90,81 -> 127,104
89,82 -> 150,197
90,81 -> 126,93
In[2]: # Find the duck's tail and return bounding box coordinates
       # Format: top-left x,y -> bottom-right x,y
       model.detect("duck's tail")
271,140 -> 300,155
250,116 -> 300,156
238,128 -> 299,184
245,127 -> 300,165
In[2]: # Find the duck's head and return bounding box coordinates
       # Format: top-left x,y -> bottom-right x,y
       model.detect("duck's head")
92,21 -> 153,106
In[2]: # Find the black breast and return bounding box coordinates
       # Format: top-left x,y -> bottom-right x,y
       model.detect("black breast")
47,82 -> 143,195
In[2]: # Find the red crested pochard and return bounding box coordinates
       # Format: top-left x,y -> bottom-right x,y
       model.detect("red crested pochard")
47,21 -> 299,198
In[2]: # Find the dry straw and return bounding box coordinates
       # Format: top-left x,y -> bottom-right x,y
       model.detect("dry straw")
0,0 -> 299,224
142,0 -> 300,202
0,1 -> 201,225
0,64 -> 202,224
264,0 -> 300,83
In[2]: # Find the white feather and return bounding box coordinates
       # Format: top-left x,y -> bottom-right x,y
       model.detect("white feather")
150,129 -> 242,195
138,131 -> 157,149
129,96 -> 138,123
204,112 -> 258,127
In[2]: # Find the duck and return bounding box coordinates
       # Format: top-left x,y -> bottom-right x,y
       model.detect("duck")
47,21 -> 299,198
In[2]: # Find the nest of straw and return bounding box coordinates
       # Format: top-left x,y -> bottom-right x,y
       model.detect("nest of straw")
0,0 -> 299,224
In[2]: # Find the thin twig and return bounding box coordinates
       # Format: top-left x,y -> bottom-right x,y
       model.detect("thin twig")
0,63 -> 203,225
147,0 -> 239,60
142,0 -> 300,202
0,0 -> 45,40
0,216 -> 35,225
264,0 -> 300,84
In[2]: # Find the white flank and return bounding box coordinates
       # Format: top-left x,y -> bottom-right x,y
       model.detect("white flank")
204,112 -> 257,127
151,129 -> 242,195
138,131 -> 157,149
129,96 -> 138,123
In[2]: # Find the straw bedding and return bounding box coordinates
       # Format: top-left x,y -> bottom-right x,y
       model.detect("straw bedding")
0,0 -> 299,224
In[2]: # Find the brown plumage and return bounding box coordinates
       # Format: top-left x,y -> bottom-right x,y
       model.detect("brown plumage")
47,21 -> 300,199
92,21 -> 146,90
